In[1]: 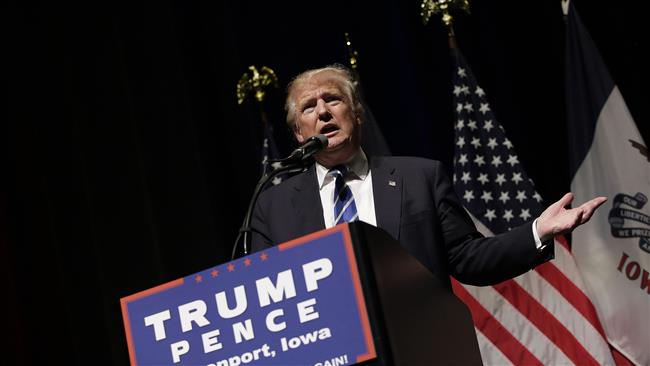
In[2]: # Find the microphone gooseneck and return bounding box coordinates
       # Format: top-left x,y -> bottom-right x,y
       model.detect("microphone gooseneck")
231,135 -> 329,260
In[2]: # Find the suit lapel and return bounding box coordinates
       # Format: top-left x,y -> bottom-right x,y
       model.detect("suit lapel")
290,165 -> 326,234
370,157 -> 402,240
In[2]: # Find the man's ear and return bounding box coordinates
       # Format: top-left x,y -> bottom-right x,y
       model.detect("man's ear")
293,124 -> 305,144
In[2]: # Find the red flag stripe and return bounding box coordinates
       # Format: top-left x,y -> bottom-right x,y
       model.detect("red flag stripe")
473,329 -> 512,365
551,238 -> 592,294
534,261 -> 608,339
514,267 -> 614,363
452,279 -> 543,366
493,280 -> 601,365
555,234 -> 571,251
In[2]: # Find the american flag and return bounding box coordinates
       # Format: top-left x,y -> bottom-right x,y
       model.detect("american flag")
260,123 -> 284,186
449,46 -> 616,365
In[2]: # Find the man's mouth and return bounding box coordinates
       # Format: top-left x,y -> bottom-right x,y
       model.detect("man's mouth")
320,124 -> 340,137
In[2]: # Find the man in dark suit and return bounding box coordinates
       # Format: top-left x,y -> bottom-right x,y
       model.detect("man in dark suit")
251,65 -> 606,287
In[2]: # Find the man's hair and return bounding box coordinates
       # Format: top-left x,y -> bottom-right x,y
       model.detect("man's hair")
284,64 -> 365,129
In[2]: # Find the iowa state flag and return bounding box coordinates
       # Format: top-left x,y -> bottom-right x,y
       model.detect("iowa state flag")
565,2 -> 650,365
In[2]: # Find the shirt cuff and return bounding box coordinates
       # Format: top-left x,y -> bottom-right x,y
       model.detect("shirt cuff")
532,218 -> 544,250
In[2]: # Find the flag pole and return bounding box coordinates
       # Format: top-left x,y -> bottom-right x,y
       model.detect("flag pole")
342,32 -> 393,156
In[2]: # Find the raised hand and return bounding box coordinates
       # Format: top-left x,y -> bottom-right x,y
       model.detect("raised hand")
536,193 -> 607,242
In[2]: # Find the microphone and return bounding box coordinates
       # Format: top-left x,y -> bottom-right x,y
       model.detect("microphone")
231,134 -> 328,259
280,134 -> 329,164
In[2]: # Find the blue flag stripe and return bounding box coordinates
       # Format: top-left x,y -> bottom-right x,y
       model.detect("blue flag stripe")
565,3 -> 615,176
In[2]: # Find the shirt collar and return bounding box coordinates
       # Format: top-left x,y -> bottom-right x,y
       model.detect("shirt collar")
316,149 -> 369,189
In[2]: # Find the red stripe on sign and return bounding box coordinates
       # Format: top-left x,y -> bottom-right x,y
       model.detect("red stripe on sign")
535,261 -> 608,339
451,279 -> 543,366
493,280 -> 601,366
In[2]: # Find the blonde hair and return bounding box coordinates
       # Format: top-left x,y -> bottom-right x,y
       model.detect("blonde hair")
284,64 -> 364,129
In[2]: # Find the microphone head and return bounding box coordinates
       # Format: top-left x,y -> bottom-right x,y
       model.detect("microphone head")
310,134 -> 329,148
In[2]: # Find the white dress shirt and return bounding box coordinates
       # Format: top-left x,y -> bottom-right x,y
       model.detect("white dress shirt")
315,150 -> 377,228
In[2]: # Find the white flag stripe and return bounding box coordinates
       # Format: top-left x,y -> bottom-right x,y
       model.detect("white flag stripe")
513,269 -> 615,364
551,239 -> 591,295
474,328 -> 514,366
462,283 -> 574,365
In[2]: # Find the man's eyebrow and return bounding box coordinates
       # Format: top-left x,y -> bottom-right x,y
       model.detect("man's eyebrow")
297,95 -> 316,108
297,89 -> 343,107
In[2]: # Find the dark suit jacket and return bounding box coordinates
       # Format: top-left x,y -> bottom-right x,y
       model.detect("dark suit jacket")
251,156 -> 553,288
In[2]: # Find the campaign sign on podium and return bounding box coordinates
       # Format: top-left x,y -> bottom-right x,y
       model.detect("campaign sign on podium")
121,225 -> 377,365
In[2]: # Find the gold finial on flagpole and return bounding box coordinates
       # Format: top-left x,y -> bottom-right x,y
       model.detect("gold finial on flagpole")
236,65 -> 278,105
420,0 -> 470,35
344,32 -> 359,73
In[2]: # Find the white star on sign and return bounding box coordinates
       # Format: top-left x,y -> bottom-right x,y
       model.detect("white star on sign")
461,85 -> 470,95
464,103 -> 473,112
457,67 -> 467,77
456,103 -> 464,113
463,190 -> 475,202
512,172 -> 523,185
453,85 -> 463,96
533,192 -> 543,203
456,119 -> 465,130
475,86 -> 485,97
467,120 -> 477,130
479,103 -> 491,114
519,209 -> 531,221
477,173 -> 489,184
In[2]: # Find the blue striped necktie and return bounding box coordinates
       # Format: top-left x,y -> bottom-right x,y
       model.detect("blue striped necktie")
329,165 -> 358,224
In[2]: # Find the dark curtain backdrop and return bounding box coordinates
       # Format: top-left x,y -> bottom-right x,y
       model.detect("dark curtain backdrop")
5,0 -> 648,364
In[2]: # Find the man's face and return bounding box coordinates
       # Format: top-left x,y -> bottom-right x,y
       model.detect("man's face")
291,71 -> 361,166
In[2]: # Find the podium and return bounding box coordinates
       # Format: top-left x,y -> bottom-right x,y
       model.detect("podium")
121,222 -> 482,365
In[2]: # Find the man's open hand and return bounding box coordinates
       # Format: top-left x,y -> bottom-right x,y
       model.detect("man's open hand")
536,193 -> 607,242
